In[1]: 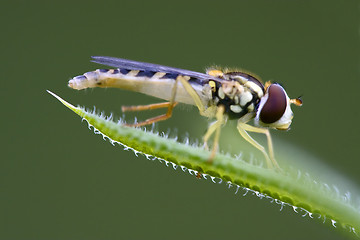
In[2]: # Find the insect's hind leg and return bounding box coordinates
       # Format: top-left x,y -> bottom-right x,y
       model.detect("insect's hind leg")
237,121 -> 280,169
122,102 -> 178,112
124,77 -> 179,127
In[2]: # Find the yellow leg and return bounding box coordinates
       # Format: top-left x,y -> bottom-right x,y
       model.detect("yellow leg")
178,77 -> 205,113
124,107 -> 176,127
178,77 -> 216,117
124,75 -> 224,161
177,76 -> 225,161
124,75 -> 211,127
122,102 -> 178,112
237,121 -> 280,169
204,105 -> 225,162
124,77 -> 179,127
203,121 -> 219,150
209,105 -> 225,161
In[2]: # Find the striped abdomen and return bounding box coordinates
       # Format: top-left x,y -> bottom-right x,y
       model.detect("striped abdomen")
68,68 -> 210,106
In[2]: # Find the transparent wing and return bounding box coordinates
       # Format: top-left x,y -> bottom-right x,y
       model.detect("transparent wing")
91,56 -> 224,84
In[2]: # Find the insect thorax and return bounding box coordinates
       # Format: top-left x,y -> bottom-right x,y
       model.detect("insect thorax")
209,72 -> 265,120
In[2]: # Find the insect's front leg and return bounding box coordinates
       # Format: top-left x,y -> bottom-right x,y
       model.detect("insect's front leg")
237,120 -> 280,169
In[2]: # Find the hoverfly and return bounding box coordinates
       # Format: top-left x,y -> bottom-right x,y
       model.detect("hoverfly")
68,56 -> 302,169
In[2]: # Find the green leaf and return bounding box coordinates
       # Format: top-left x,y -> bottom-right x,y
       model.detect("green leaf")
47,90 -> 360,237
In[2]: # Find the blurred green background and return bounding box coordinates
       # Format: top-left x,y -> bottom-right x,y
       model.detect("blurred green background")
1,0 -> 359,239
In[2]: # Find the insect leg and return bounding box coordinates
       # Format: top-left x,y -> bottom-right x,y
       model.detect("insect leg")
124,77 -> 179,127
178,77 -> 206,113
177,76 -> 216,118
237,121 -> 280,169
207,105 -> 225,162
203,104 -> 226,146
177,76 -> 224,161
203,121 -> 219,150
122,102 -> 178,112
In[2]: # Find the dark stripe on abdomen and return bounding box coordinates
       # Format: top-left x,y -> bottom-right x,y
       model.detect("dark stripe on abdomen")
160,72 -> 178,80
120,68 -> 130,75
136,70 -> 157,78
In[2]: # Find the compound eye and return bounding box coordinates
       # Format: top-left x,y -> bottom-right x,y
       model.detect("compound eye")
260,84 -> 287,124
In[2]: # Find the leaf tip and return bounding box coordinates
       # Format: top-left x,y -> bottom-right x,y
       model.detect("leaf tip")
46,90 -> 77,111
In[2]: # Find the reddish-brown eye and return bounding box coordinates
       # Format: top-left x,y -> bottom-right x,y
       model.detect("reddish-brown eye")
260,84 -> 287,124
